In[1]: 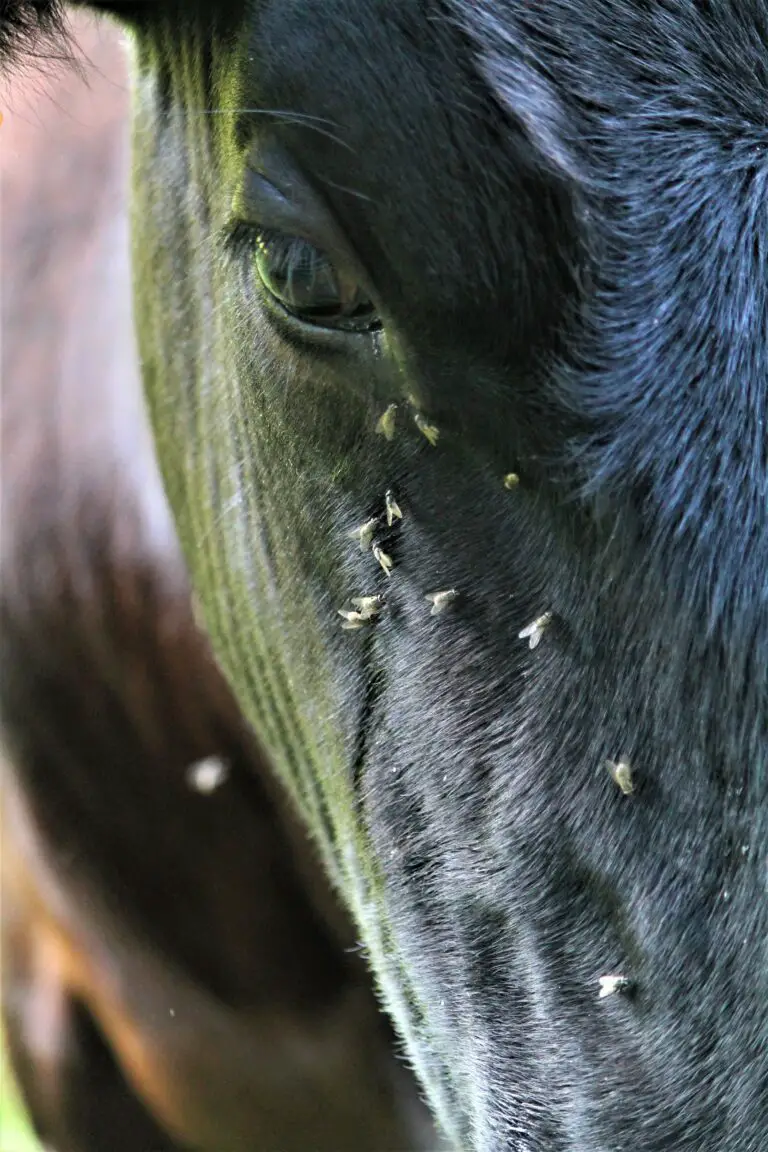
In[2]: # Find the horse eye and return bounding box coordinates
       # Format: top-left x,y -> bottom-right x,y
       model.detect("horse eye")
255,230 -> 379,332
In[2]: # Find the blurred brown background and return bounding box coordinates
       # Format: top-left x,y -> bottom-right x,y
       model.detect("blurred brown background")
1,9 -> 178,623
1,15 -> 155,1149
0,20 -> 438,1151
2,11 -> 142,456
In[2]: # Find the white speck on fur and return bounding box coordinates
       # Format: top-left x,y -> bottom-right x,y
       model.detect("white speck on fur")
350,516 -> 379,552
338,597 -> 384,629
373,543 -> 394,576
606,758 -> 634,795
376,403 -> 398,440
349,594 -> 385,618
186,756 -> 229,794
385,489 -> 403,526
425,589 -> 460,615
414,411 -> 440,446
598,974 -> 631,999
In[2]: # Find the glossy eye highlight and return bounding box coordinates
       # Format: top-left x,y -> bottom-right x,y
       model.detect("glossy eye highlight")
255,230 -> 378,332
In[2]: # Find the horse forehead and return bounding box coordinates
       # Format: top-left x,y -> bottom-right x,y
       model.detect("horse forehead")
243,0 -> 448,110
207,3 -> 512,312
235,0 -> 479,187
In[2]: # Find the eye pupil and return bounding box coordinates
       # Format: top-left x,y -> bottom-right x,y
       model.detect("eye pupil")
255,231 -> 378,331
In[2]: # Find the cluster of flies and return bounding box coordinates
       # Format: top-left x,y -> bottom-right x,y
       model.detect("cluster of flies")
338,401 -> 636,999
336,402 -> 551,648
337,402 -> 458,630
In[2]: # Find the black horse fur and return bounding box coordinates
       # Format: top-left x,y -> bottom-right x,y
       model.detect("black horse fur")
1,2 -> 766,1150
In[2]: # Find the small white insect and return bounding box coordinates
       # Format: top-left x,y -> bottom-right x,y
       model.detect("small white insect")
338,608 -> 370,630
372,543 -> 394,576
503,472 -> 520,490
185,756 -> 229,795
598,974 -> 632,999
349,516 -> 379,552
414,412 -> 440,446
385,488 -> 403,527
606,758 -> 634,796
425,589 -> 460,616
349,594 -> 385,618
519,611 -> 553,649
376,403 -> 398,441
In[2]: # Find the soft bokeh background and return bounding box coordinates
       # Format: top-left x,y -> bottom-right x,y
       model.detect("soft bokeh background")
0,1044 -> 39,1151
1,13 -> 135,1149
